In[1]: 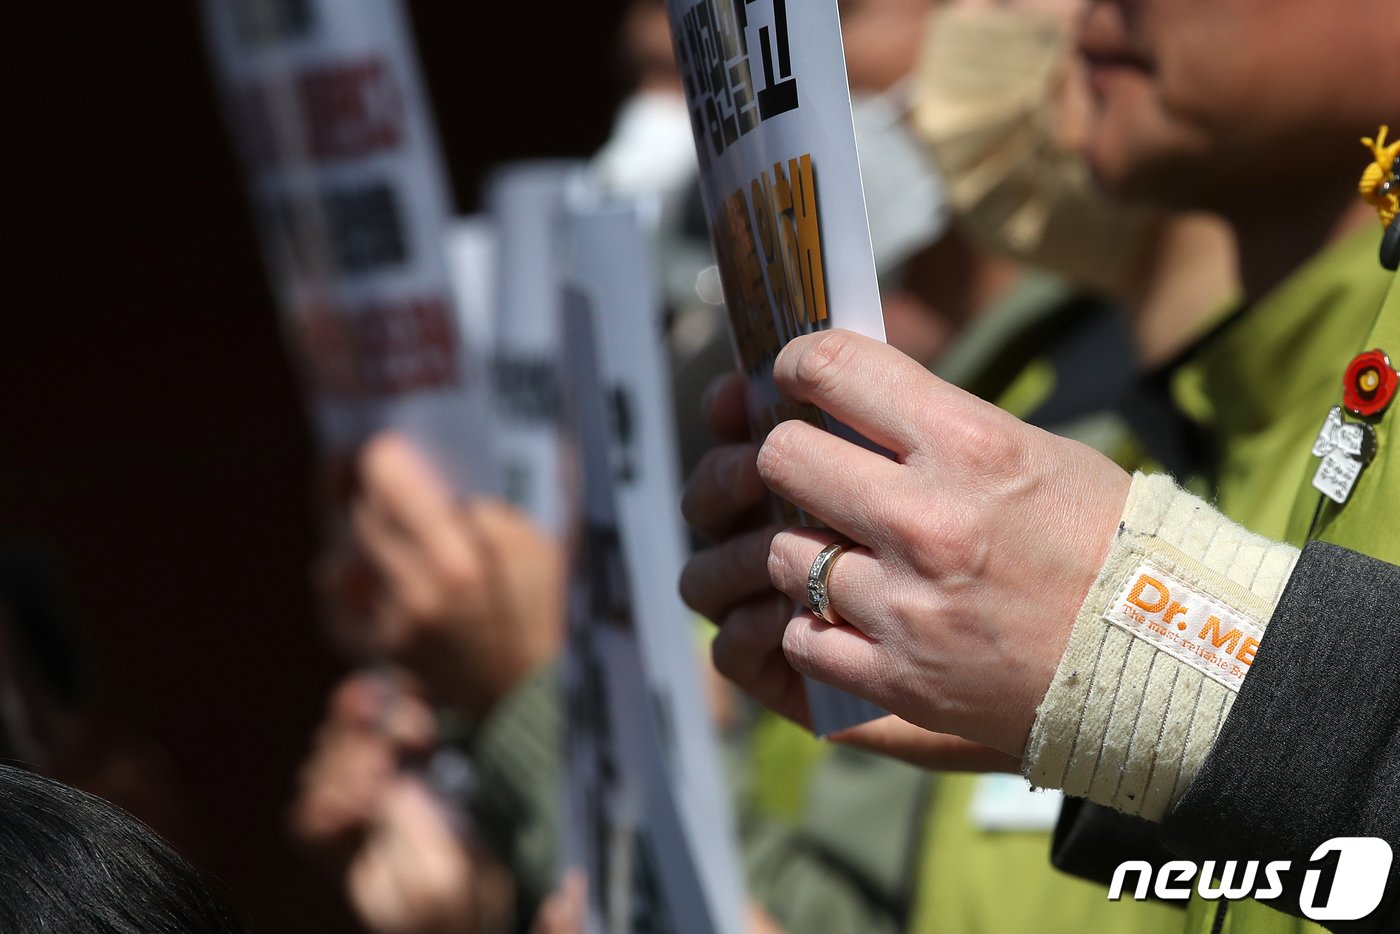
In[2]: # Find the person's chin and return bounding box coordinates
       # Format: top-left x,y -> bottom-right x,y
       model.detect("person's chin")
1083,80 -> 1176,203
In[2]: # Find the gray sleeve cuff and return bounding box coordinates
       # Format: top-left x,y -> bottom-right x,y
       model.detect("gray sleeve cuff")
1160,542 -> 1400,933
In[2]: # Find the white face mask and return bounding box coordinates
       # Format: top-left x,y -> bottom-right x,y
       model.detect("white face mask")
851,87 -> 951,287
591,90 -> 699,200
910,7 -> 1155,299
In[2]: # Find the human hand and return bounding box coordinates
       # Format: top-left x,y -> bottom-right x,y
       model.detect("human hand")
680,372 -> 809,725
530,872 -> 585,934
834,715 -> 1020,772
332,433 -> 565,720
347,775 -> 515,934
679,371 -> 1021,771
292,673 -> 516,934
760,330 -> 1129,756
290,672 -> 436,869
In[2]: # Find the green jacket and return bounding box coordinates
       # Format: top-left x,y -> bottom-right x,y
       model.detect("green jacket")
1172,226 -> 1394,934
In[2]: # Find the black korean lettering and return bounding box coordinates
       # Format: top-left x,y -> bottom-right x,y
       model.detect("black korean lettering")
678,8 -> 714,166
584,522 -> 633,631
491,356 -> 560,424
697,0 -> 739,153
728,55 -> 760,135
232,0 -> 314,46
607,385 -> 638,483
322,181 -> 407,274
751,0 -> 799,118
715,0 -> 747,59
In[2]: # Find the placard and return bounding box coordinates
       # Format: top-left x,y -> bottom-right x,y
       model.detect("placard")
664,0 -> 887,733
202,0 -> 497,496
484,163 -> 589,531
559,195 -> 746,934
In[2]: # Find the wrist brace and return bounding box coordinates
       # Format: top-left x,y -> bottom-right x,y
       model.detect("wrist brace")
1023,472 -> 1299,821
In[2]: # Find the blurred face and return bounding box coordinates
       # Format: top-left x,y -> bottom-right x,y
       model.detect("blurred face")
840,0 -> 932,92
1078,0 -> 1400,207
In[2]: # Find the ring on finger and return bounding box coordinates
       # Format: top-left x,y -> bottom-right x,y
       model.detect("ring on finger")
806,540 -> 851,624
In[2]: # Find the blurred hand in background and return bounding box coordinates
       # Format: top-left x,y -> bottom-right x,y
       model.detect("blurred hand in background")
320,433 -> 565,721
291,672 -> 515,934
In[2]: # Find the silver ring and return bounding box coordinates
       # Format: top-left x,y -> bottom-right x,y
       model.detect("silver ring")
806,541 -> 850,623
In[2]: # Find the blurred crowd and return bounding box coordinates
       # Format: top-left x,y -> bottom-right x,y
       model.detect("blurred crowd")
3,0 -> 1397,933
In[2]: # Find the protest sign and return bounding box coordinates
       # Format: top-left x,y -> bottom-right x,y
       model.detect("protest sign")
559,195 -> 745,934
484,163 -> 590,532
203,0 -> 496,496
664,0 -> 887,733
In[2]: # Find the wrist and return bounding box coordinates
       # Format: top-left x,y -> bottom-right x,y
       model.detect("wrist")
1022,472 -> 1299,821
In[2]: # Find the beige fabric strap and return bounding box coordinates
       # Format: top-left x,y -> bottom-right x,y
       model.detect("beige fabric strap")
1023,473 -> 1299,821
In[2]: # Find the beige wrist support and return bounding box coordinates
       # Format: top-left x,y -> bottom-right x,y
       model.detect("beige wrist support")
1023,473 -> 1300,821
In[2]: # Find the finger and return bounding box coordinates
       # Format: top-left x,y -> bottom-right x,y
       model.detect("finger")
679,525 -> 779,622
781,613 -> 888,704
711,595 -> 788,685
380,686 -> 437,755
773,329 -> 949,457
352,498 -> 441,633
710,594 -> 812,727
330,672 -> 395,728
680,444 -> 767,541
766,528 -> 888,634
756,420 -> 902,545
360,433 -> 479,582
703,370 -> 750,443
831,716 -> 1021,773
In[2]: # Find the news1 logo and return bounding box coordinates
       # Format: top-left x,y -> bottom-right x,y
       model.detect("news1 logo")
1109,838 -> 1393,921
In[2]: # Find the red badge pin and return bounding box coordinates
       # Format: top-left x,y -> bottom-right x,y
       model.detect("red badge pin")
1342,349 -> 1397,417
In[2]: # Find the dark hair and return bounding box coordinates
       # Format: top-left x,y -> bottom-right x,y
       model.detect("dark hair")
0,763 -> 249,933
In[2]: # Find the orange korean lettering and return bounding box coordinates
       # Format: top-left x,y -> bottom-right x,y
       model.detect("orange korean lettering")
788,154 -> 828,324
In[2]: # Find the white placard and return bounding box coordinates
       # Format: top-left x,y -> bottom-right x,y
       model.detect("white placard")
484,162 -> 588,532
560,196 -> 747,934
202,0 -> 497,497
664,0 -> 887,734
444,216 -> 498,366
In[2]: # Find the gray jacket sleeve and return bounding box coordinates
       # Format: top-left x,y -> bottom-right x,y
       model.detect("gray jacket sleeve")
1053,542 -> 1400,933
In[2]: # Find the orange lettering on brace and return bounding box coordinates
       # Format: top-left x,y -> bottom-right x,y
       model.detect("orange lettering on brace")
1162,601 -> 1190,629
1128,575 -> 1170,614
1198,616 -> 1243,655
1236,637 -> 1260,667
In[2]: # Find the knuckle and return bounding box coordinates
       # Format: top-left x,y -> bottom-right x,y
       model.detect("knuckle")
947,411 -> 1028,478
766,531 -> 806,596
756,421 -> 801,486
765,535 -> 788,588
789,329 -> 855,397
779,622 -> 809,667
434,552 -> 479,596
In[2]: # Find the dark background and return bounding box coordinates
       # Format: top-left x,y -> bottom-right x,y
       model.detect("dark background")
3,3 -> 629,930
